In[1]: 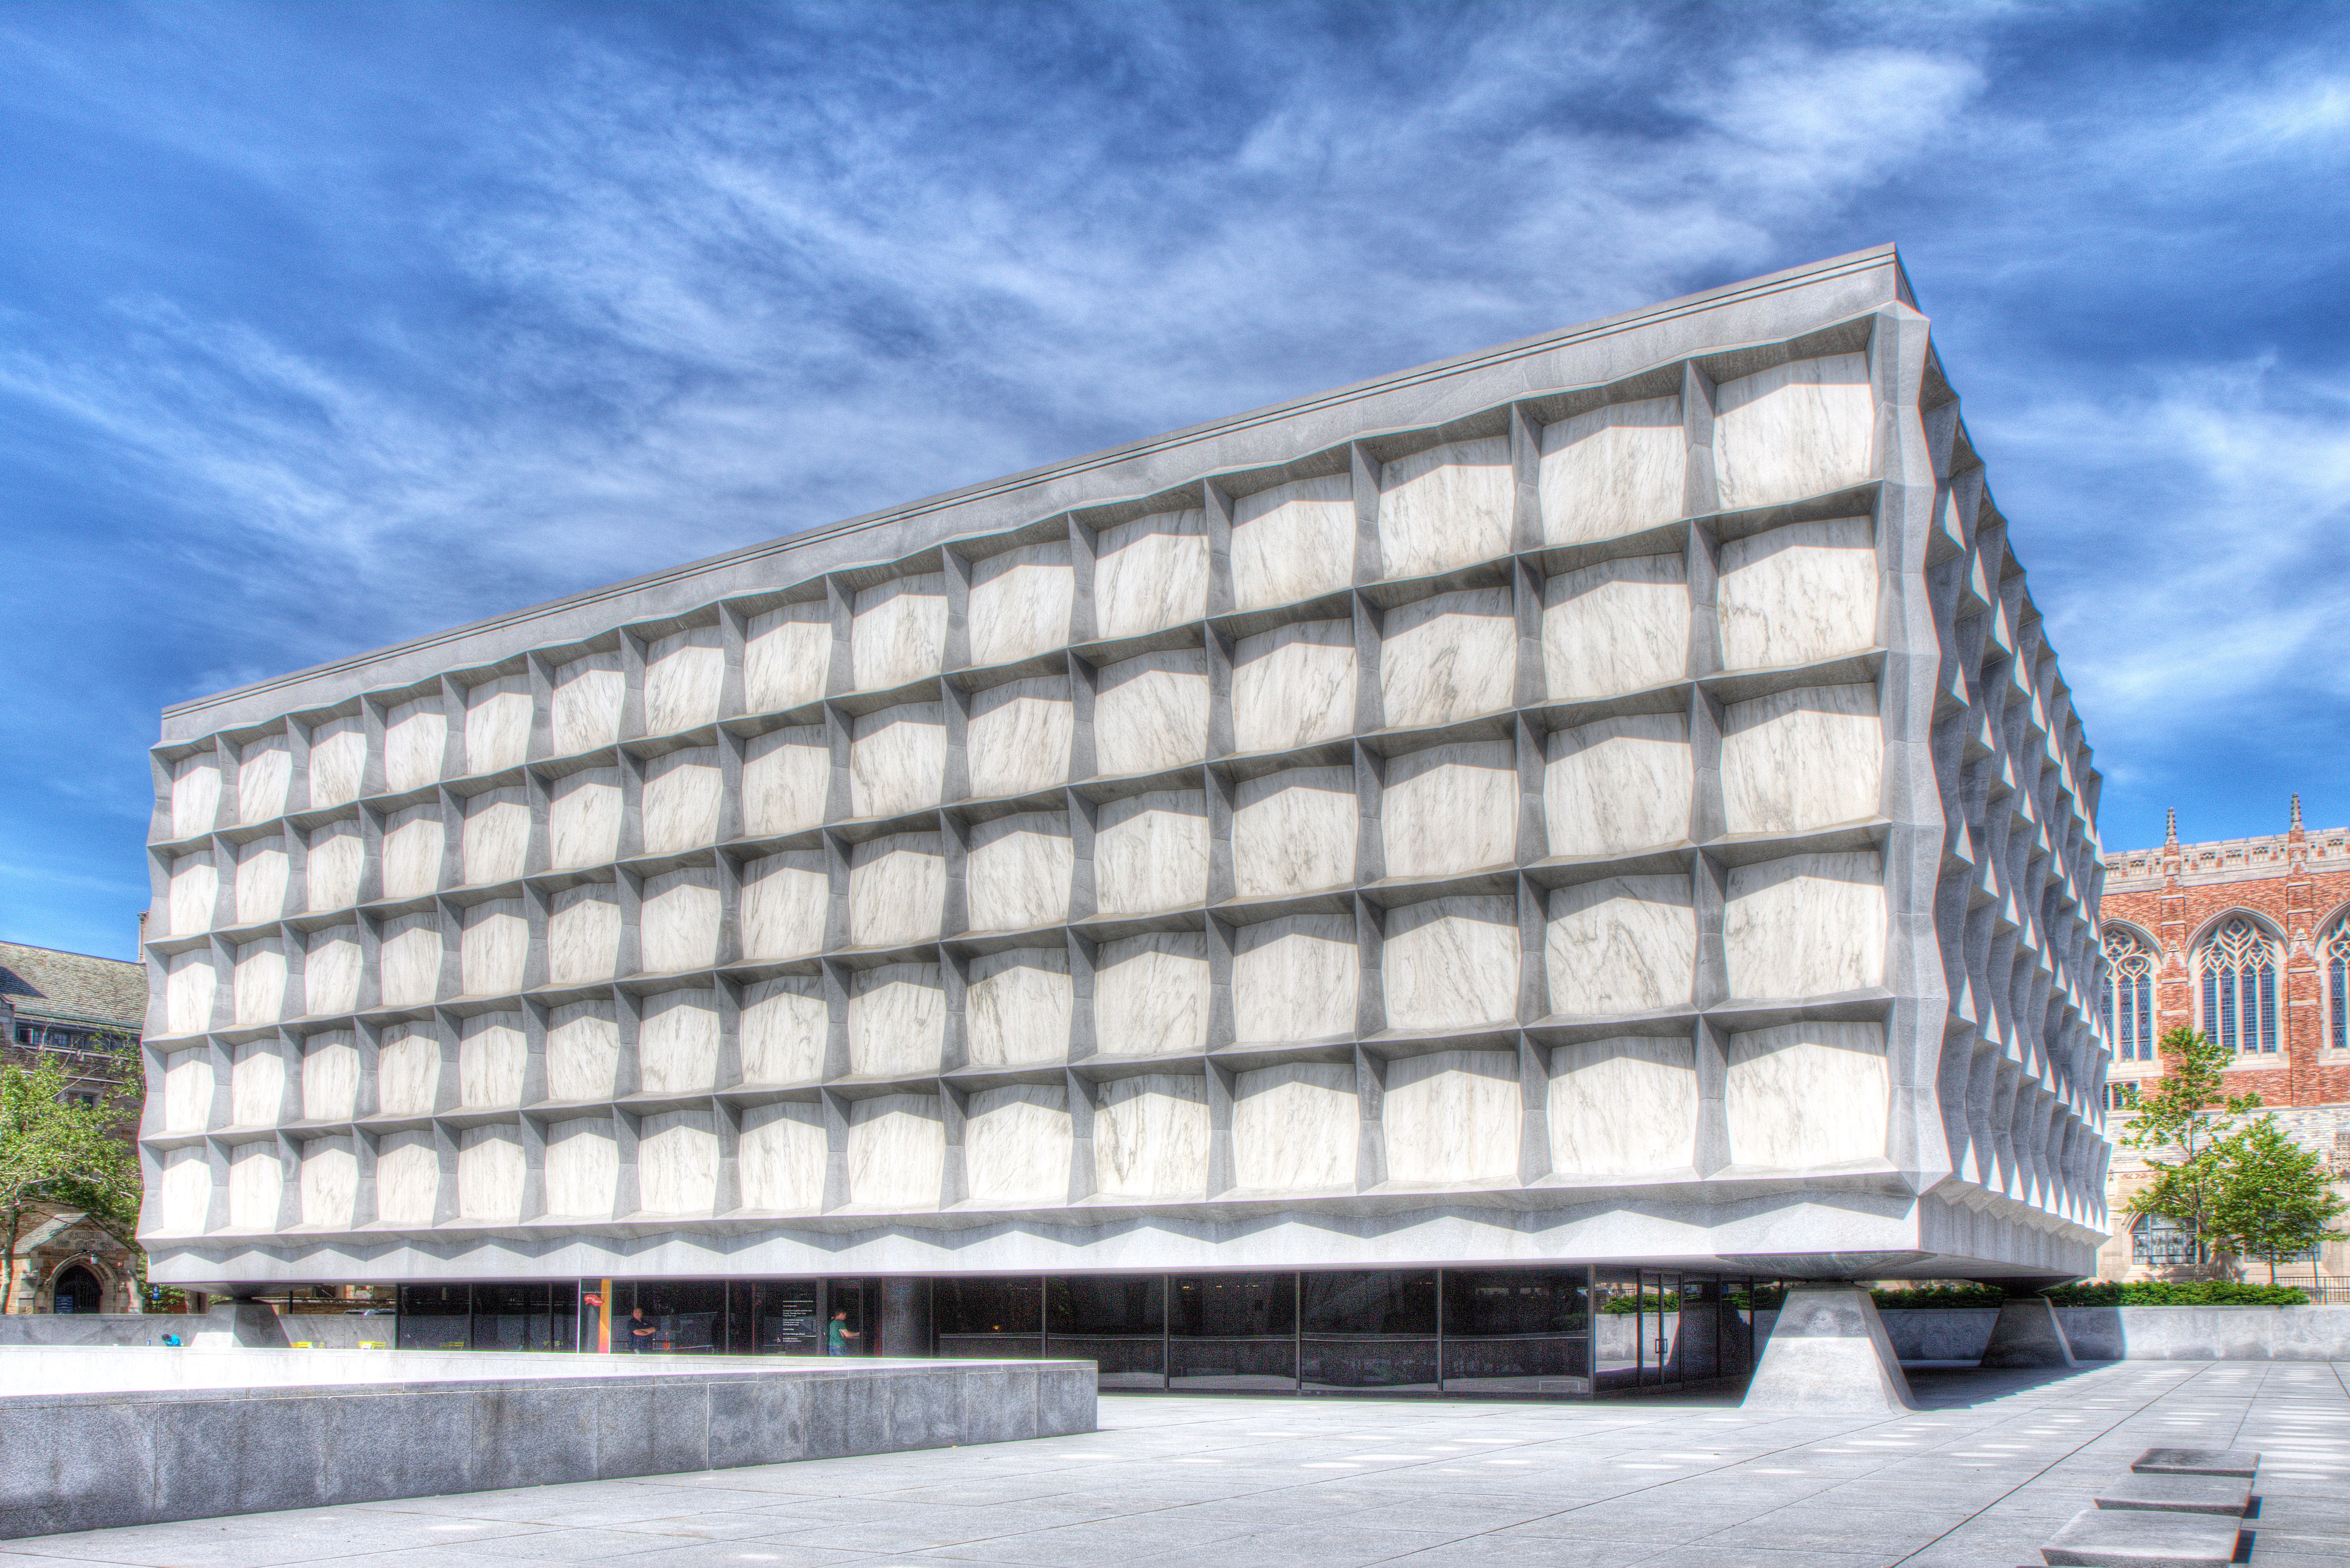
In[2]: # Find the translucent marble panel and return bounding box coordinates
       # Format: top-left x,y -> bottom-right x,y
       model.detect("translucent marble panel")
1232,1063 -> 1355,1190
1542,554 -> 1689,700
375,1131 -> 438,1226
461,788 -> 529,886
548,882 -> 620,985
551,652 -> 624,754
1092,648 -> 1208,777
299,1137 -> 356,1227
379,914 -> 444,1007
1232,914 -> 1357,1044
238,735 -> 291,823
379,804 -> 445,900
846,1093 -> 944,1208
303,927 -> 360,1016
544,1117 -> 617,1217
741,849 -> 828,959
851,572 -> 948,691
383,697 -> 448,793
235,838 -> 289,927
1094,1074 -> 1209,1198
168,853 -> 217,937
1380,896 -> 1519,1031
1377,436 -> 1512,579
164,950 -> 216,1035
966,811 -> 1072,932
1232,767 -> 1356,897
546,1001 -> 620,1102
458,1013 -> 527,1107
170,755 -> 222,839
232,938 -> 287,1026
1231,474 -> 1353,612
462,673 -> 532,775
1379,587 -> 1516,729
305,820 -> 363,912
965,949 -> 1072,1066
231,1040 -> 287,1127
966,677 -> 1073,798
641,747 -> 721,853
847,963 -> 945,1076
159,1147 -> 212,1234
162,1049 -> 215,1132
1544,875 -> 1695,1017
376,1024 -> 440,1116
1547,1037 -> 1697,1175
1094,789 -> 1208,915
1093,932 -> 1210,1056
459,899 -> 527,997
1716,516 -> 1877,669
745,600 -> 833,713
549,768 -> 622,870
638,988 -> 721,1093
739,1102 -> 825,1210
1381,742 -> 1517,879
964,1084 -> 1073,1205
847,834 -> 944,948
229,1141 -> 285,1230
1232,620 -> 1356,754
306,717 -> 367,809
639,867 -> 721,973
301,1032 -> 358,1121
1712,354 -> 1874,512
638,1108 -> 718,1214
1541,713 -> 1692,856
1722,851 -> 1885,999
1093,508 -> 1207,640
1383,1049 -> 1519,1184
1725,1021 -> 1889,1167
1539,396 -> 1683,544
643,626 -> 724,735
457,1125 -> 526,1222
740,976 -> 826,1084
1720,684 -> 1882,834
849,704 -> 946,819
742,726 -> 829,836
968,541 -> 1073,667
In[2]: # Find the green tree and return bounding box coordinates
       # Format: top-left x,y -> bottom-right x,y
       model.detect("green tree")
2206,1116 -> 2348,1284
2120,1026 -> 2262,1277
0,1050 -> 143,1313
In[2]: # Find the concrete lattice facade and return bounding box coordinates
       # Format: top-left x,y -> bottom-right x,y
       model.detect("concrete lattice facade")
137,247 -> 2109,1290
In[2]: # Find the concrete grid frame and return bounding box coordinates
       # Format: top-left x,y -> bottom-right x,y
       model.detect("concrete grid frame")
134,245 -> 2112,1291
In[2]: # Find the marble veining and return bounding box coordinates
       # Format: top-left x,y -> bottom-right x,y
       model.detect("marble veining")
1093,789 -> 1208,915
850,703 -> 946,819
457,1015 -> 526,1107
847,834 -> 944,947
965,949 -> 1072,1065
377,915 -> 443,1008
1379,588 -> 1515,729
1544,875 -> 1694,1016
547,882 -> 620,985
1723,851 -> 1886,999
1232,1063 -> 1355,1190
1232,767 -> 1356,897
966,812 -> 1073,932
298,1138 -> 356,1228
1725,1021 -> 1888,1168
549,769 -> 623,870
461,789 -> 530,886
743,726 -> 830,836
968,542 -> 1073,667
231,1041 -> 285,1128
1539,396 -> 1683,544
162,1051 -> 214,1133
168,853 -> 216,937
1231,474 -> 1354,612
1092,649 -> 1209,776
164,950 -> 215,1034
740,849 -> 828,959
738,1102 -> 825,1210
305,821 -> 363,912
158,1148 -> 210,1234
851,573 -> 948,690
235,839 -> 288,927
1381,895 -> 1519,1030
739,976 -> 826,1083
1547,1037 -> 1696,1175
227,1142 -> 283,1230
642,747 -> 723,854
303,928 -> 359,1016
300,1033 -> 358,1121
237,737 -> 291,824
376,1025 -> 439,1116
1231,620 -> 1356,753
1382,1050 -> 1519,1184
744,600 -> 832,714
1093,932 -> 1210,1056
637,1109 -> 718,1214
639,989 -> 722,1093
846,1094 -> 944,1208
546,1001 -> 620,1102
847,963 -> 945,1076
456,1126 -> 526,1222
966,677 -> 1074,798
1542,714 -> 1691,856
383,698 -> 447,794
1712,354 -> 1874,512
1232,914 -> 1357,1043
1542,554 -> 1689,700
964,1084 -> 1073,1204
232,940 -> 287,1027
640,867 -> 722,973
543,1117 -> 617,1217
643,627 -> 725,735
1716,515 -> 1877,669
1381,742 -> 1517,879
1093,509 -> 1207,639
1093,1074 -> 1208,1198
1720,683 -> 1883,834
1377,436 -> 1512,580
380,805 -> 445,900
305,718 -> 366,809
463,674 -> 532,775
551,653 -> 624,755
170,756 -> 221,839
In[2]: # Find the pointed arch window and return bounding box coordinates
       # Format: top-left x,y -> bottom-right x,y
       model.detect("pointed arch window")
2197,916 -> 2279,1054
2102,927 -> 2156,1063
2325,917 -> 2350,1051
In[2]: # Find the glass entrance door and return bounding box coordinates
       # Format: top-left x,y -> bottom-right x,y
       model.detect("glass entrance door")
1638,1270 -> 1681,1388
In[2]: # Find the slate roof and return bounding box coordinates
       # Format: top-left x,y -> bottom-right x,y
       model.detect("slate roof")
0,940 -> 147,1031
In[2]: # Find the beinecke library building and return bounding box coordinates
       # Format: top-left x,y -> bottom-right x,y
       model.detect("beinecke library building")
136,247 -> 2114,1394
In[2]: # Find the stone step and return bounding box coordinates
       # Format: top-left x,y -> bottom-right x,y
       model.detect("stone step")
2130,1447 -> 2261,1479
2040,1507 -> 2243,1568
2093,1473 -> 2251,1516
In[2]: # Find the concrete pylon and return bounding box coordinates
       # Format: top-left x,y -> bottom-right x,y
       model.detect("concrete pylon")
1740,1284 -> 1919,1412
1978,1295 -> 2078,1368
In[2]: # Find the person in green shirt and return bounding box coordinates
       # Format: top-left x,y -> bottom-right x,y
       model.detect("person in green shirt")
826,1309 -> 859,1356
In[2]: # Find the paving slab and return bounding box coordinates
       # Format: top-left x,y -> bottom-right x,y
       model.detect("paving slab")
2090,1473 -> 2250,1516
2040,1506 -> 2242,1567
2130,1447 -> 2262,1477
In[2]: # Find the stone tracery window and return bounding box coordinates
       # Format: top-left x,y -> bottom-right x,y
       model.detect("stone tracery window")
2102,927 -> 2156,1063
2197,915 -> 2279,1054
2326,917 -> 2350,1051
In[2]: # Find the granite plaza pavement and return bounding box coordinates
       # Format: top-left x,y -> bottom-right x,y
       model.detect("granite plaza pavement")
5,1363 -> 2344,1568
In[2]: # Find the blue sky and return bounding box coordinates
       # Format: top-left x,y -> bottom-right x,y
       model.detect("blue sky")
3,1 -> 2345,961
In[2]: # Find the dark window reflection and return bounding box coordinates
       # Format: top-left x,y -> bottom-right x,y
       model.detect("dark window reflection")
1440,1268 -> 1589,1393
1170,1272 -> 1295,1390
397,1284 -> 470,1350
1048,1274 -> 1164,1389
935,1276 -> 1043,1358
1299,1269 -> 1438,1389
630,1278 -> 726,1352
730,1279 -> 822,1354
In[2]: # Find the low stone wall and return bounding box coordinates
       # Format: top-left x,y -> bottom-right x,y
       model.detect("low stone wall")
1878,1307 -> 2000,1361
0,1303 -> 392,1349
2054,1304 -> 2350,1362
0,1311 -> 206,1347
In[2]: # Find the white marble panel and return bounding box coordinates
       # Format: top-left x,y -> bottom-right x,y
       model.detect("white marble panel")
1231,474 -> 1353,612
1541,713 -> 1692,856
1544,875 -> 1694,1017
546,1001 -> 620,1102
301,1032 -> 358,1121
1092,648 -> 1208,776
383,698 -> 448,794
964,1084 -> 1073,1205
379,914 -> 443,1007
640,867 -> 721,973
1379,587 -> 1516,728
1231,620 -> 1356,753
305,821 -> 363,912
1094,790 -> 1207,915
1539,396 -> 1683,544
1093,932 -> 1210,1056
551,652 -> 624,754
159,1147 -> 212,1234
969,542 -> 1073,667
303,927 -> 359,1016
847,834 -> 944,948
164,950 -> 216,1035
742,726 -> 830,835
306,717 -> 367,809
171,755 -> 222,839
741,849 -> 828,959
299,1137 -> 355,1227
965,949 -> 1072,1066
740,977 -> 827,1084
846,1093 -> 944,1208
544,1117 -> 617,1217
642,747 -> 722,853
849,703 -> 946,819
1542,554 -> 1689,700
1723,852 -> 1885,999
638,988 -> 721,1093
1383,1049 -> 1519,1184
548,883 -> 620,985
233,938 -> 287,1026
643,626 -> 724,735
380,804 -> 445,900
549,768 -> 622,870
459,899 -> 527,997
1094,1074 -> 1209,1197
638,1109 -> 718,1214
851,573 -> 948,690
966,677 -> 1073,798
739,1101 -> 825,1210
1712,354 -> 1874,512
1093,509 -> 1207,639
745,600 -> 833,713
1381,896 -> 1519,1030
1721,683 -> 1883,834
1232,767 -> 1356,897
1381,742 -> 1517,879
461,789 -> 529,886
1547,1037 -> 1697,1175
375,1131 -> 438,1226
235,839 -> 289,926
162,1050 -> 215,1132
1716,516 -> 1877,669
458,1014 -> 526,1107
376,1024 -> 440,1115
967,812 -> 1072,932
228,1141 -> 283,1230
457,1125 -> 526,1222
238,736 -> 291,823
1377,436 -> 1512,579
169,853 -> 217,937
847,963 -> 945,1077
1232,914 -> 1357,1044
1232,1063 -> 1355,1191
231,1041 -> 286,1127
462,674 -> 532,775
1725,1021 -> 1889,1167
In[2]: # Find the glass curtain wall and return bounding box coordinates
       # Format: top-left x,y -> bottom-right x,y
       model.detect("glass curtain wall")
1300,1270 -> 1439,1391
395,1282 -> 576,1351
1439,1269 -> 1591,1394
1047,1274 -> 1165,1390
1170,1272 -> 1297,1390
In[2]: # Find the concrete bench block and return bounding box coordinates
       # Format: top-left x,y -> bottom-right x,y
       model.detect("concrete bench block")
2131,1448 -> 2260,1478
2040,1506 -> 2241,1567
2093,1474 -> 2251,1516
